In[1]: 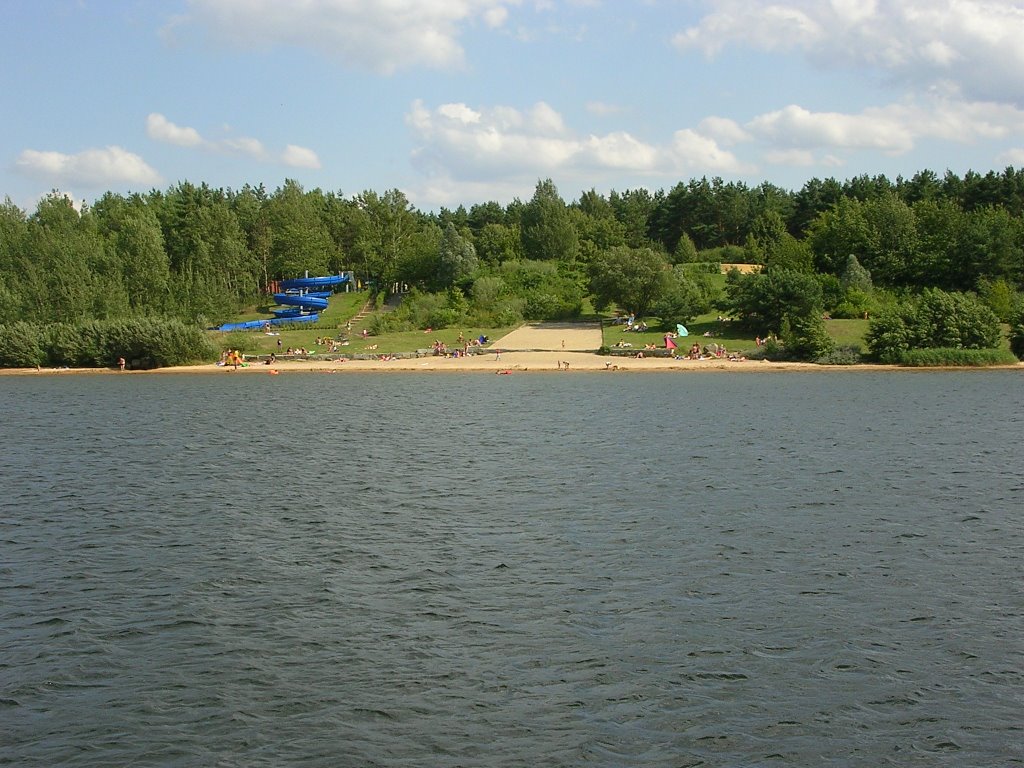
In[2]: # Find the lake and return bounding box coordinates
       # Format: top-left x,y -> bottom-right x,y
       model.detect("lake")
1,370 -> 1021,766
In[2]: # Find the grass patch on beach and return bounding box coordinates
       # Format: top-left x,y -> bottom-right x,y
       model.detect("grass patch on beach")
602,313 -> 871,354
603,313 -> 759,353
825,319 -> 869,348
215,323 -> 516,356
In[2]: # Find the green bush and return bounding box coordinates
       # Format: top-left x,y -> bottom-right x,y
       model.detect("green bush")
781,312 -> 834,361
700,245 -> 747,263
866,289 -> 1002,362
832,288 -> 873,319
815,345 -> 864,365
0,318 -> 216,369
1010,312 -> 1024,360
896,348 -> 1018,367
679,262 -> 721,275
45,322 -> 88,366
0,322 -> 45,367
492,298 -> 525,327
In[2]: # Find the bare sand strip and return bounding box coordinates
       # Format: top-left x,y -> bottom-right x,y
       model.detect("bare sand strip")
0,354 -> 887,375
4,354 -> 1021,375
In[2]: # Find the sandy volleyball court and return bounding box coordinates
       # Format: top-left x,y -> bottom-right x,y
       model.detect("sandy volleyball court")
487,322 -> 604,351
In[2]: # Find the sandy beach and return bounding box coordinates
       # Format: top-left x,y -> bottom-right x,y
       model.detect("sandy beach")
2,322 -> 1020,375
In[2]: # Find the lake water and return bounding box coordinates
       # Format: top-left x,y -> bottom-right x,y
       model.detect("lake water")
1,370 -> 1022,767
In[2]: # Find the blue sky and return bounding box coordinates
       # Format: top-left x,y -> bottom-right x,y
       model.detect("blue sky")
4,0 -> 1024,212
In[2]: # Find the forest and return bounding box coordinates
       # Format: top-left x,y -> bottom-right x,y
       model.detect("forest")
1,167 -> 1023,366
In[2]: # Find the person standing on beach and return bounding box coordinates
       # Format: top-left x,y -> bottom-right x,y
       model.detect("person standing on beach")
118,357 -> 126,371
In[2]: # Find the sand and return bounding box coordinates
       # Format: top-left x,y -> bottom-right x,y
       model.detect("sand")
2,322 -> 1020,375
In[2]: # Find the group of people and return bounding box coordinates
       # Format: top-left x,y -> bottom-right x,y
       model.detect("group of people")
221,349 -> 244,370
612,313 -> 650,333
428,332 -> 489,358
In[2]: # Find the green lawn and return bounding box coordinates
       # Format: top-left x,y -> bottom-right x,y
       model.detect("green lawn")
603,314 -> 870,353
604,313 -> 759,353
825,318 -> 870,347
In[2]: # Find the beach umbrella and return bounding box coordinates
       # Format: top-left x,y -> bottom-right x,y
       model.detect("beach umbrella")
676,324 -> 688,336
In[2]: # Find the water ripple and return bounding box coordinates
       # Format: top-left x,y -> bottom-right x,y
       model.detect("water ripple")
1,371 -> 1022,766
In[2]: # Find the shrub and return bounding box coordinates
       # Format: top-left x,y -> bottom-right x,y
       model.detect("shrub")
45,322 -> 87,366
896,348 -> 1018,367
0,322 -> 45,367
782,311 -> 834,360
0,318 -> 216,369
832,288 -> 873,319
914,288 -> 1000,349
815,345 -> 864,365
1011,309 -> 1024,360
866,289 -> 1001,362
699,245 -> 747,263
470,275 -> 505,307
492,298 -> 525,327
864,302 -> 916,362
678,261 -> 721,275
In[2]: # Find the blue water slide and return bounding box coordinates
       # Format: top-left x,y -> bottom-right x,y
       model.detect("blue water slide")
280,274 -> 347,290
217,314 -> 320,332
216,273 -> 349,332
273,293 -> 329,311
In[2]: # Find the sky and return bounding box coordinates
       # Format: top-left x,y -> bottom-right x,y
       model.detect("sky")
4,0 -> 1024,213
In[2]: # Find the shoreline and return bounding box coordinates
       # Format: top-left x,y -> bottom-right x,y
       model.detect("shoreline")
3,351 -> 1021,376
5,322 -> 1019,376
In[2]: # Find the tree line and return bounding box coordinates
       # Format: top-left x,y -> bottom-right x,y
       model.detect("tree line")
1,168 -> 1023,362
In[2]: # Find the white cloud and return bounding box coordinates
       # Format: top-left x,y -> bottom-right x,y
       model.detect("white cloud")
529,102 -> 567,134
179,0 -> 517,74
747,104 -> 914,153
674,1 -> 1024,106
146,113 -> 204,147
697,116 -> 750,146
745,99 -> 1024,155
406,92 -> 1024,208
997,147 -> 1024,165
146,113 -> 323,168
438,103 -> 482,124
222,136 -> 267,159
668,129 -> 751,173
14,146 -> 162,188
584,132 -> 658,170
407,98 -> 750,191
281,145 -> 321,169
483,6 -> 508,27
409,99 -> 662,180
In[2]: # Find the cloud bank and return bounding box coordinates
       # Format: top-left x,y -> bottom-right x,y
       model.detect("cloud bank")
407,99 -> 748,183
177,0 -> 516,74
406,92 -> 1024,205
674,0 -> 1024,107
14,146 -> 162,188
146,113 -> 321,169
